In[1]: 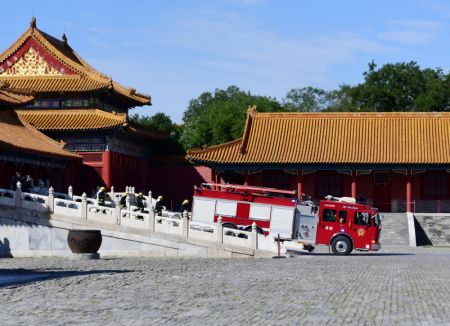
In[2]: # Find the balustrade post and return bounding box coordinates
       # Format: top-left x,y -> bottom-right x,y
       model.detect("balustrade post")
15,181 -> 22,208
81,192 -> 88,219
126,195 -> 131,210
147,191 -> 153,211
149,209 -> 155,232
47,186 -> 54,213
115,204 -> 121,225
68,185 -> 73,200
251,222 -> 258,250
110,186 -> 115,205
131,187 -> 136,205
182,210 -> 189,238
216,216 -> 223,244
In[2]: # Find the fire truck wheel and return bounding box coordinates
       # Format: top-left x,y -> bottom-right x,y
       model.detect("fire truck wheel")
244,225 -> 264,234
222,223 -> 237,229
331,236 -> 353,255
222,223 -> 237,236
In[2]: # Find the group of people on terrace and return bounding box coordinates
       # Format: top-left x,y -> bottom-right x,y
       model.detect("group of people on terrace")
9,171 -> 49,193
95,186 -> 191,217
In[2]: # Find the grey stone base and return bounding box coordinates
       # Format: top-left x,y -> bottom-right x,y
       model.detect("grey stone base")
69,253 -> 100,260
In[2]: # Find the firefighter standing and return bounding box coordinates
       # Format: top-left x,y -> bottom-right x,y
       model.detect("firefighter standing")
97,187 -> 106,206
154,195 -> 164,216
135,192 -> 145,212
120,192 -> 128,208
180,199 -> 190,213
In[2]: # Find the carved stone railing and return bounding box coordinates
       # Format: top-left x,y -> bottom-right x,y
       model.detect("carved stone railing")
0,184 -> 278,254
0,189 -> 15,207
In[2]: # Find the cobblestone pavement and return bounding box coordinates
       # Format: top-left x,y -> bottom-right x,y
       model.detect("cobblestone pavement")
1,247 -> 450,325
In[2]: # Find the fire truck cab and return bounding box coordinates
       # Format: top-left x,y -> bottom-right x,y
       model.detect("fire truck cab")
294,196 -> 381,254
191,183 -> 382,255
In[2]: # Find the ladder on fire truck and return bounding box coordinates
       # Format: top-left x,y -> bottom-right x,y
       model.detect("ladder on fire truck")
199,183 -> 297,196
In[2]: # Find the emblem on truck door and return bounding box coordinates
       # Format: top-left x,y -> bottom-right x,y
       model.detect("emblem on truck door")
357,228 -> 365,236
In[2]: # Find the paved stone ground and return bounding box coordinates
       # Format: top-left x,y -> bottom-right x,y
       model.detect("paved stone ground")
1,247 -> 450,325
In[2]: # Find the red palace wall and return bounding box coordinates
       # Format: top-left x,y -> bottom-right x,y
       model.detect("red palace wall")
148,165 -> 212,211
75,150 -> 150,195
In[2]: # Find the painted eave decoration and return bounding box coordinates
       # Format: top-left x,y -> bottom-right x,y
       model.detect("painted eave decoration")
0,17 -> 151,106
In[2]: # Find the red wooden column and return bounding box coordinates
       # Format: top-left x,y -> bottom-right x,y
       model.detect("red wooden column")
351,170 -> 357,199
102,148 -> 112,188
406,171 -> 412,212
297,171 -> 303,200
244,170 -> 249,186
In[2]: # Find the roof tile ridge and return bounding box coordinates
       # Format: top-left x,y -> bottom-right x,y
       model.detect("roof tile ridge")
111,81 -> 151,102
0,74 -> 82,80
95,109 -> 127,121
18,108 -> 96,115
254,111 -> 450,119
239,106 -> 257,154
31,28 -> 121,84
0,28 -> 33,63
187,138 -> 243,155
28,28 -> 90,77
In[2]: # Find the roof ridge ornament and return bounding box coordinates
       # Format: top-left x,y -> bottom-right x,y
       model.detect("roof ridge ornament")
247,105 -> 257,116
240,105 -> 257,154
30,17 -> 37,29
61,32 -> 67,44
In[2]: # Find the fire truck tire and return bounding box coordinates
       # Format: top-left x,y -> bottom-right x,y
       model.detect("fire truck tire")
244,225 -> 265,234
222,223 -> 237,237
331,236 -> 353,255
222,223 -> 237,229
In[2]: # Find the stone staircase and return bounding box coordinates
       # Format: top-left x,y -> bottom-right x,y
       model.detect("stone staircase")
380,213 -> 410,246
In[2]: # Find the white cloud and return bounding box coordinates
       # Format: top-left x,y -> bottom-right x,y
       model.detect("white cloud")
161,6 -> 393,90
379,19 -> 443,45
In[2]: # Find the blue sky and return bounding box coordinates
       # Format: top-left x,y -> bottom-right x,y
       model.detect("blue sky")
1,0 -> 449,122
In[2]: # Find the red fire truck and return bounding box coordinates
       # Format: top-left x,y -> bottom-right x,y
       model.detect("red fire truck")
191,183 -> 382,255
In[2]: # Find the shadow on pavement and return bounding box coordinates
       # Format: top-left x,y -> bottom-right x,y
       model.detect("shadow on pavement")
286,251 -> 415,257
0,268 -> 131,288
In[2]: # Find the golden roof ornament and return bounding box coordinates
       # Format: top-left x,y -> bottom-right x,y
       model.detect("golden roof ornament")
247,105 -> 257,116
30,17 -> 37,29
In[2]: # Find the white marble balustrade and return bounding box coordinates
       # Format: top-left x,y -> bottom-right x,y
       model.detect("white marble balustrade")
0,185 -> 277,253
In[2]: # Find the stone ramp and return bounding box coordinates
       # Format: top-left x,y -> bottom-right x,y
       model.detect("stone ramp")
380,213 -> 410,246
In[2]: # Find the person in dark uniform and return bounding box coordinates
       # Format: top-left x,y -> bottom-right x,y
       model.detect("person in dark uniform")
135,192 -> 145,212
179,199 -> 190,213
358,193 -> 366,204
10,172 -> 21,190
120,192 -> 128,208
154,195 -> 164,216
97,187 -> 106,207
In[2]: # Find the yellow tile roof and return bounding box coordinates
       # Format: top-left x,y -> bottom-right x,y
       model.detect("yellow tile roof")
0,109 -> 79,160
186,111 -> 450,165
0,18 -> 151,106
1,75 -> 109,93
0,82 -> 34,106
17,109 -> 127,131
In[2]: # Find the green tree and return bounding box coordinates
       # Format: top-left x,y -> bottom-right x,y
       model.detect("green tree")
347,61 -> 449,112
130,112 -> 184,154
282,86 -> 337,112
180,86 -> 283,150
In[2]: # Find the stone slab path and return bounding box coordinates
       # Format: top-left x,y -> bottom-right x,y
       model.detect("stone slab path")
1,247 -> 450,325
